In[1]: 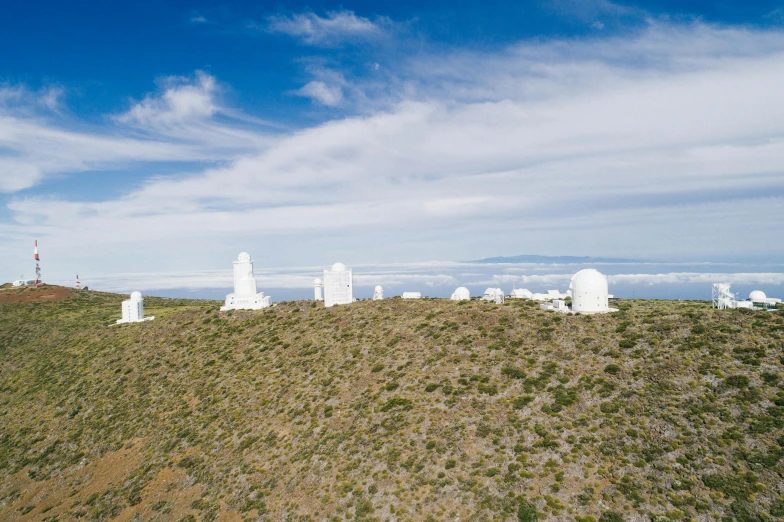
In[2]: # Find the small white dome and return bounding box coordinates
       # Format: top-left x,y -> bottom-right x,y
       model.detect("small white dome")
375,285 -> 383,291
749,290 -> 767,302
130,291 -> 143,301
238,252 -> 251,262
314,277 -> 322,285
331,262 -> 347,272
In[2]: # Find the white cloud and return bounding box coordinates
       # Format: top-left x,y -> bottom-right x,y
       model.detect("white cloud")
267,10 -> 386,46
3,23 -> 784,283
119,71 -> 217,126
294,81 -> 344,106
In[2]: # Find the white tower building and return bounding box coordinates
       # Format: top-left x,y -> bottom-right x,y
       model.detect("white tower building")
314,278 -> 323,301
373,285 -> 383,300
323,262 -> 353,307
570,269 -> 609,313
221,252 -> 271,311
116,291 -> 154,324
451,287 -> 470,301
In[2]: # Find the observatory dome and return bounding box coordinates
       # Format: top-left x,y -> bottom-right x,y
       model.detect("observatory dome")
130,291 -> 143,302
238,252 -> 251,262
569,269 -> 609,313
375,285 -> 383,292
749,290 -> 767,302
314,278 -> 322,285
451,287 -> 470,301
331,262 -> 347,272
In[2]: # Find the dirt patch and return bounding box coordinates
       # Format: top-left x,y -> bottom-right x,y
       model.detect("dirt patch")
0,285 -> 75,304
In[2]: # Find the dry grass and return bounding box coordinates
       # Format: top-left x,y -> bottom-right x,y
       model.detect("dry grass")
0,289 -> 782,521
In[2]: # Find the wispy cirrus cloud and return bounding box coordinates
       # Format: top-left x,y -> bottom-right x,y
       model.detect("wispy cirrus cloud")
294,80 -> 344,106
266,10 -> 390,46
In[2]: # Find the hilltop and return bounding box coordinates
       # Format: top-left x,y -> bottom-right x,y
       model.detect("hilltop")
0,286 -> 782,521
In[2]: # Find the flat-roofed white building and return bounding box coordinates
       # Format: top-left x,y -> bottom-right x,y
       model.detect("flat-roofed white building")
509,288 -> 532,299
221,252 -> 272,311
324,262 -> 353,307
402,292 -> 422,299
116,291 -> 154,324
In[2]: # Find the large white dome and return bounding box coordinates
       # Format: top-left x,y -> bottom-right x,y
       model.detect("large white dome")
238,252 -> 251,262
331,262 -> 347,272
451,287 -> 470,300
749,290 -> 767,302
570,269 -> 609,313
130,291 -> 143,302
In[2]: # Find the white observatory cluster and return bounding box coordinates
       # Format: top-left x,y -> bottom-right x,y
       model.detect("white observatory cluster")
712,284 -> 781,310
222,252 -> 271,311
535,269 -> 615,314
116,291 -> 154,324
323,262 -> 353,307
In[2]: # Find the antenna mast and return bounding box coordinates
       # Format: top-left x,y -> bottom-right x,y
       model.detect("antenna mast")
34,240 -> 42,285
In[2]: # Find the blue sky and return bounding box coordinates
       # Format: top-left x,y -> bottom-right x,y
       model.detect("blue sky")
1,0 -> 783,291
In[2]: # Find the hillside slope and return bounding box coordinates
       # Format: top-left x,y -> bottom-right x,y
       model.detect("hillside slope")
0,287 -> 783,521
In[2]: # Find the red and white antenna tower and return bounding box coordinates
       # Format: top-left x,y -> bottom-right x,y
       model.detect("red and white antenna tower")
34,240 -> 42,285
76,274 -> 81,290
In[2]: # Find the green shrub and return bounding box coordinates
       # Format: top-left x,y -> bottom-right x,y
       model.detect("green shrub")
604,364 -> 620,375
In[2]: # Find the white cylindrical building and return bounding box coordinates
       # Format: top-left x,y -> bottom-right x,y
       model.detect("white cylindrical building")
314,278 -> 323,301
451,287 -> 470,301
373,285 -> 383,300
569,269 -> 609,313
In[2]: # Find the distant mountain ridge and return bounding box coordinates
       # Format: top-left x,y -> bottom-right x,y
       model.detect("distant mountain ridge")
471,254 -> 644,264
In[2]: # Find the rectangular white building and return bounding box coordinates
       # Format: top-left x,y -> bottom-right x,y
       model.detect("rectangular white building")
323,262 -> 353,307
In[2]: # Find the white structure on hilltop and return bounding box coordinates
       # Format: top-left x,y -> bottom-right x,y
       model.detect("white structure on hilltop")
402,292 -> 422,299
221,252 -> 271,311
324,262 -> 353,307
12,279 -> 35,287
314,278 -> 323,301
540,299 -> 569,313
509,288 -> 532,299
116,291 -> 154,324
483,288 -> 504,304
451,287 -> 470,301
749,290 -> 781,309
570,269 -> 610,313
531,289 -> 571,301
373,285 -> 384,300
712,283 -> 735,310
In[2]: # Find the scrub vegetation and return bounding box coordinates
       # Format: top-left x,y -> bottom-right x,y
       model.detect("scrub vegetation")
1,285 -> 783,521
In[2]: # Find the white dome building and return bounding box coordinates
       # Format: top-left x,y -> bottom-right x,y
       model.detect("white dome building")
570,269 -> 609,313
116,291 -> 154,324
373,285 -> 383,300
323,262 -> 353,307
451,287 -> 470,301
749,290 -> 767,302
